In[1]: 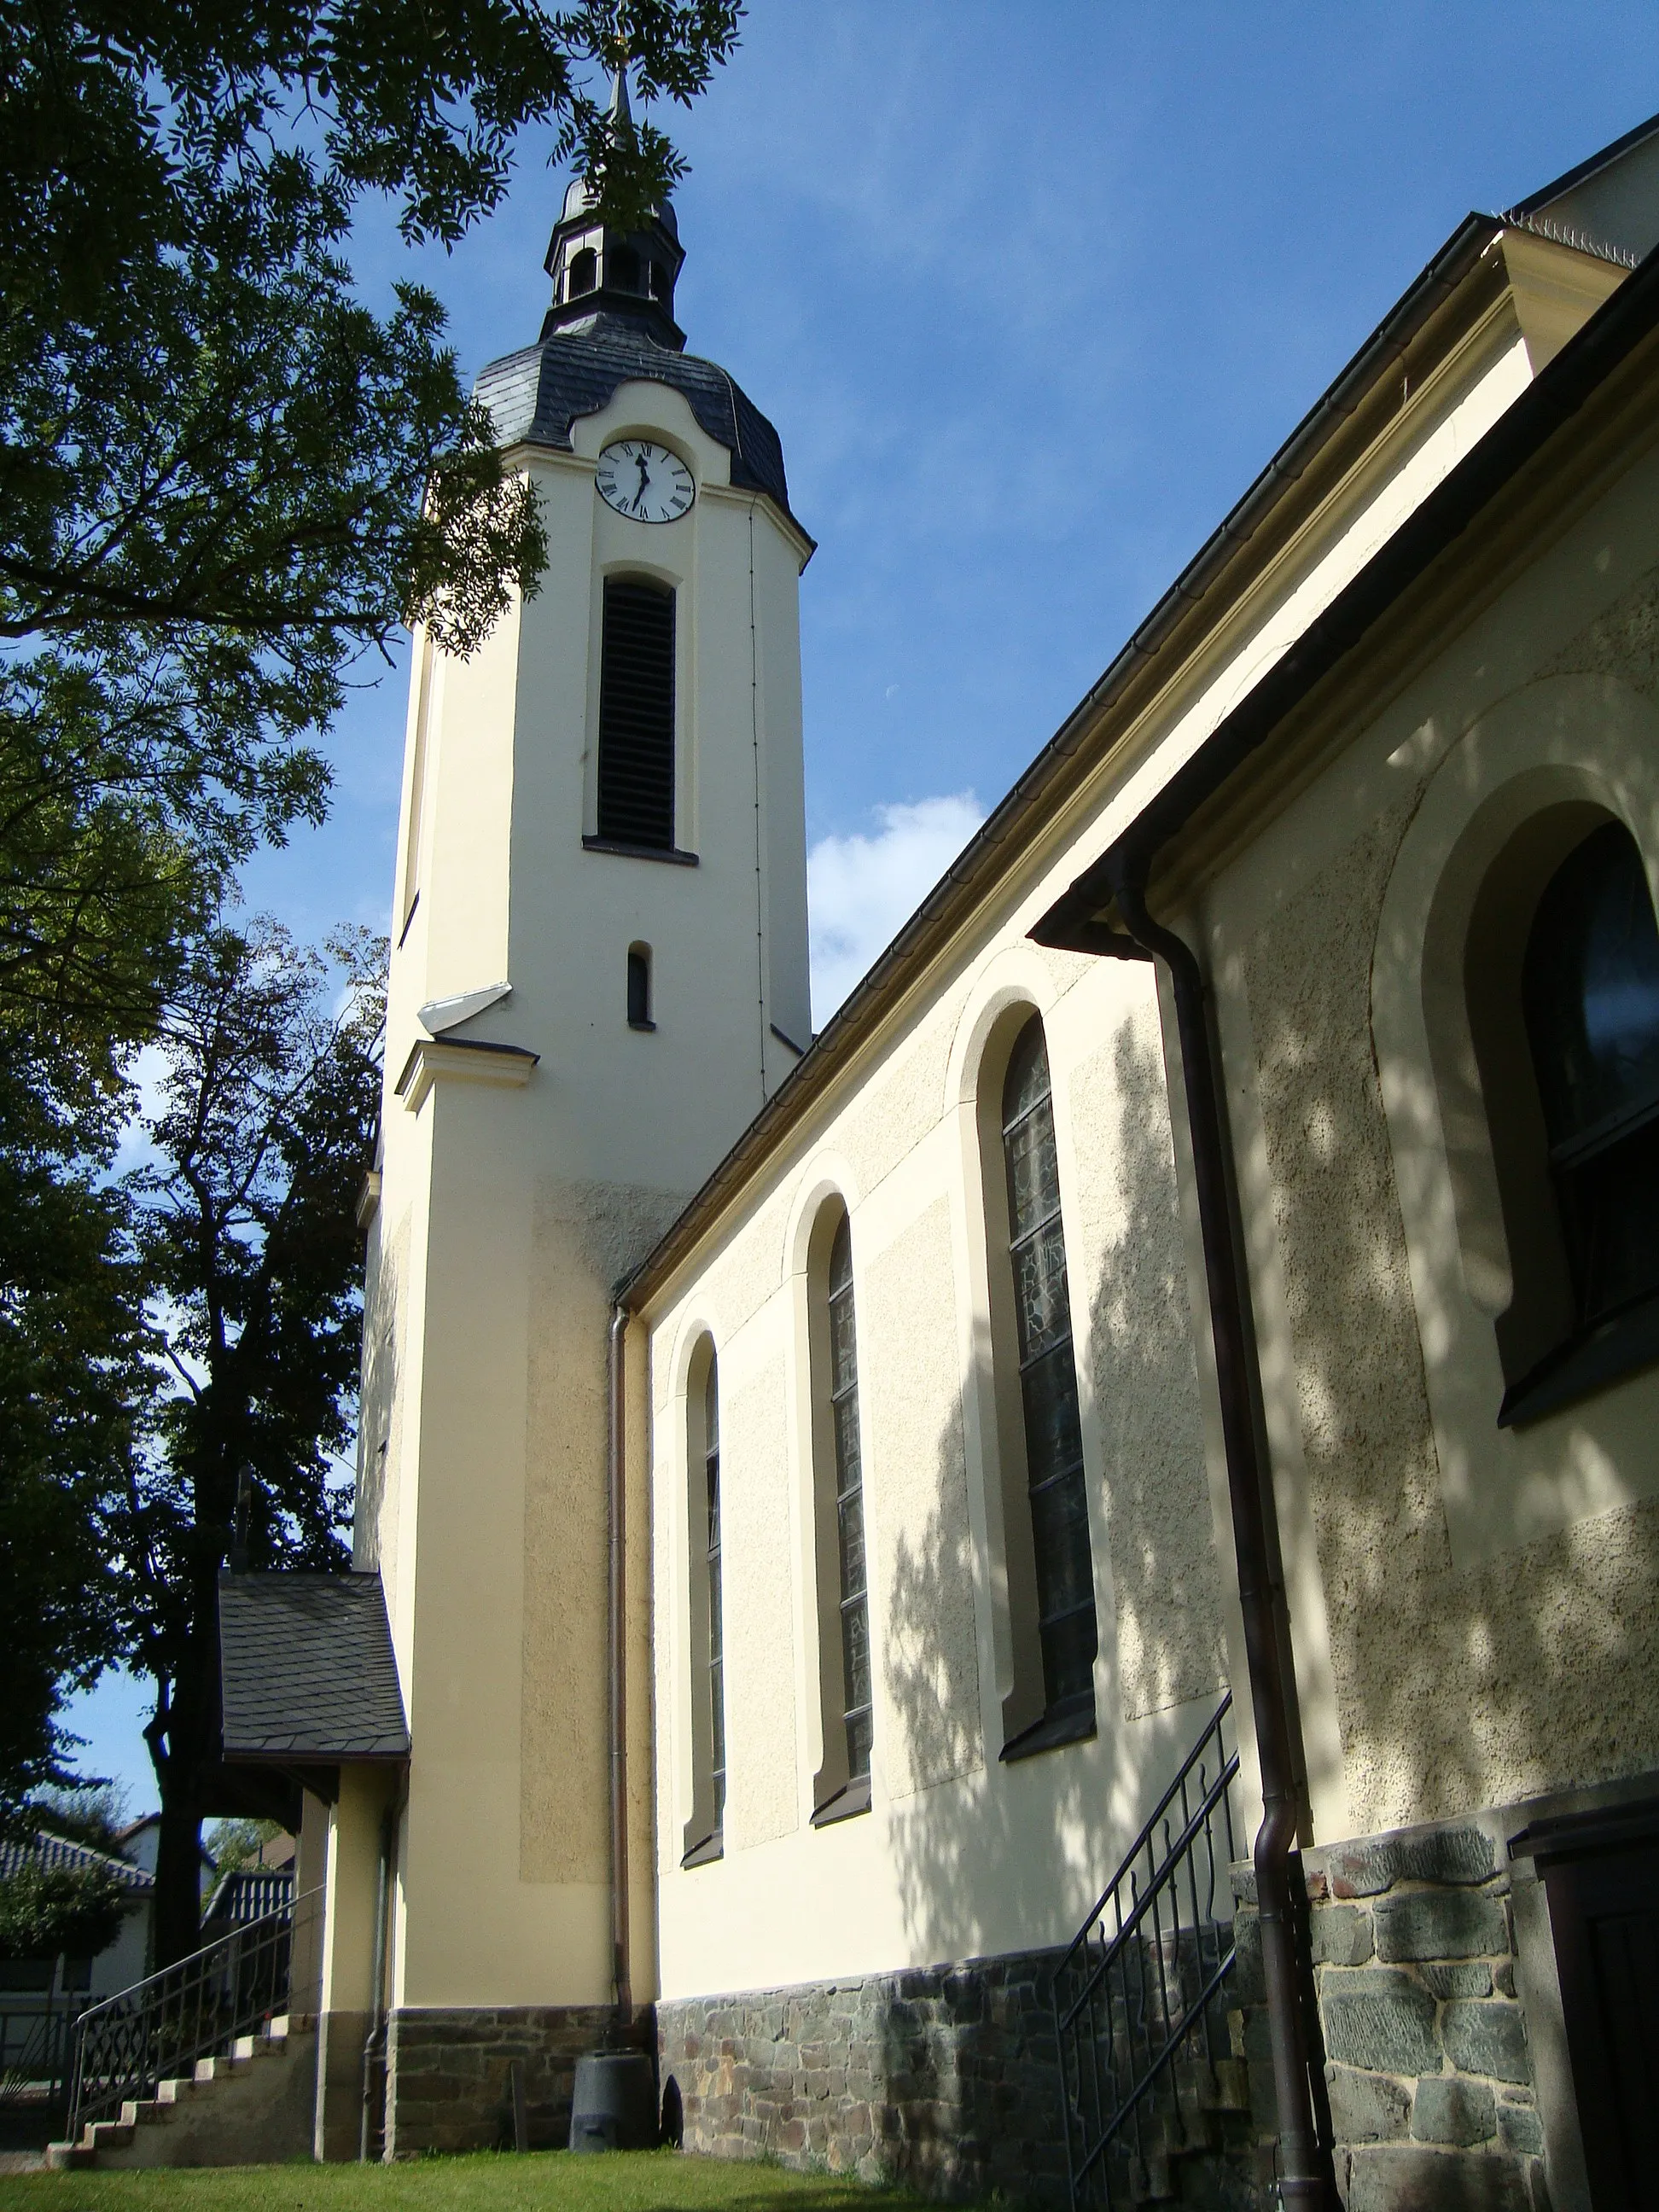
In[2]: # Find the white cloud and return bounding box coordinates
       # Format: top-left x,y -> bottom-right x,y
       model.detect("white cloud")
807,792 -> 987,1027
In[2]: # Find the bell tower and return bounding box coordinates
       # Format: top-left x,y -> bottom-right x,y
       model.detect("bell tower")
323,81 -> 813,2155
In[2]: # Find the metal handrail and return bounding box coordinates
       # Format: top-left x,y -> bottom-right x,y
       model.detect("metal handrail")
66,1884 -> 322,2141
1051,1694 -> 1241,2209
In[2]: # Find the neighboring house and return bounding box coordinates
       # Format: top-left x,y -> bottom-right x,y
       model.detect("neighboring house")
115,1815 -> 223,1912
221,96 -> 1659,2210
0,1832 -> 154,2085
203,1834 -> 297,1932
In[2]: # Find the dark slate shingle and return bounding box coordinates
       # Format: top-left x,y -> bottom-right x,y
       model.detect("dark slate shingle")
218,1572 -> 409,1761
476,323 -> 796,526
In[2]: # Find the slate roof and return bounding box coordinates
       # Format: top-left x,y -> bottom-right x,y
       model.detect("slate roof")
0,1832 -> 153,1891
203,1866 -> 294,1926
475,314 -> 798,529
218,1572 -> 409,1762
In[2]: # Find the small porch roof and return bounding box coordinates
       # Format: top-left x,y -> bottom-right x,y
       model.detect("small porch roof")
218,1571 -> 409,1767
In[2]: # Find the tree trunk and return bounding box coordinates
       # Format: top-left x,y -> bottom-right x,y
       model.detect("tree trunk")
152,1792 -> 205,1967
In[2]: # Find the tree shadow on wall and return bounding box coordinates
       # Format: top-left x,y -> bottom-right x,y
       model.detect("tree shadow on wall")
1258,904 -> 1659,1831
872,1025 -> 1237,2201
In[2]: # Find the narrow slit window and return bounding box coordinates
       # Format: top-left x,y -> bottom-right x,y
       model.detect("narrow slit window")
704,1356 -> 725,1838
597,577 -> 676,852
627,944 -> 654,1030
1002,1016 -> 1097,1723
828,1215 -> 872,1786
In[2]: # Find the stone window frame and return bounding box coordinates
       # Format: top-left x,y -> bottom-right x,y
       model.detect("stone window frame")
1371,672 -> 1659,1572
946,960 -> 1103,1764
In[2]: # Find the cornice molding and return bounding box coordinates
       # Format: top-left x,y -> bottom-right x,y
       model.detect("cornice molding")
394,1035 -> 539,1115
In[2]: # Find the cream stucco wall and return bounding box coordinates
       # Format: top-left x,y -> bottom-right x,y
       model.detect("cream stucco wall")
347,360 -> 812,2011
639,232 -> 1655,2005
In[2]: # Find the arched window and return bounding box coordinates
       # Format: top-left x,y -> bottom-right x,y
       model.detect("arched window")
568,246 -> 597,298
596,577 -> 675,852
998,1015 -> 1096,1752
626,943 -> 653,1030
608,243 -> 642,293
682,1344 -> 725,1865
809,1208 -> 873,1824
1502,818 -> 1659,1419
703,1358 -> 726,1836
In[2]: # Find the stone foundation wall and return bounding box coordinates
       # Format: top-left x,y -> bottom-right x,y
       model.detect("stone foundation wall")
656,1949 -> 1067,2203
1235,1817 -> 1550,2210
384,2005 -> 654,2157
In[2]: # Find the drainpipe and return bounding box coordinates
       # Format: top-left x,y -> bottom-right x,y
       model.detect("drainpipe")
606,1299 -> 633,2031
358,1806 -> 394,2163
1111,872 -> 1333,2209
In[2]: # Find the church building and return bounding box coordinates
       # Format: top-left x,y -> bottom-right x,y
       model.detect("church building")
223,98 -> 1659,2212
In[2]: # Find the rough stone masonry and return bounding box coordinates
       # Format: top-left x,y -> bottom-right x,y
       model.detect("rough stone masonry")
1233,1816 -> 1549,2211
656,1948 -> 1069,2203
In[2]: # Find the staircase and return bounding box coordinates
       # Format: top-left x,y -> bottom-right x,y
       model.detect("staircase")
1051,1694 -> 1272,2209
46,1887 -> 321,2171
47,2014 -> 316,2169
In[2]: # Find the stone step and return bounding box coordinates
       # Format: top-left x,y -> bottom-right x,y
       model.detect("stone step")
44,2015 -> 309,2173
43,2142 -> 95,2171
193,2052 -> 248,2084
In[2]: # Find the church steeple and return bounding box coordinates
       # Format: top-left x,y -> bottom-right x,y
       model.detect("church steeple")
541,67 -> 686,351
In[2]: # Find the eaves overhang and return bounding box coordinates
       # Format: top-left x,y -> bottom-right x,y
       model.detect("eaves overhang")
1032,230 -> 1659,958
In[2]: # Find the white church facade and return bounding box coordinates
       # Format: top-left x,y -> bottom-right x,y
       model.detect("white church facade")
221,103 -> 1659,2212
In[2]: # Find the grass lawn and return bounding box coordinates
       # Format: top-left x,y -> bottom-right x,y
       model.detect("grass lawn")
0,2151 -> 928,2212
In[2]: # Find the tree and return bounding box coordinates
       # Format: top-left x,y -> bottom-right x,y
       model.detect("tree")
0,1 -> 741,1057
113,917 -> 385,1963
0,1861 -> 130,1965
0,1051 -> 148,1820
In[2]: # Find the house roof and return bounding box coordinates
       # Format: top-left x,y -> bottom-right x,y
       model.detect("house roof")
475,320 -> 800,532
617,119 -> 1659,1315
0,1831 -> 154,1892
202,1865 -> 294,1927
218,1572 -> 410,1763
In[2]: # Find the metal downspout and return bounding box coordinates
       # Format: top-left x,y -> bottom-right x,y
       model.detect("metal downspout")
358,1808 -> 394,2163
1111,874 -> 1333,2209
606,1299 -> 633,2030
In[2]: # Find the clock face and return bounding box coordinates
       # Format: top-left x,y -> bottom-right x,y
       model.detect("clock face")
595,439 -> 695,525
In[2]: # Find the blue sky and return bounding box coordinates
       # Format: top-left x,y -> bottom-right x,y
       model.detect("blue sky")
66,3 -> 1659,1804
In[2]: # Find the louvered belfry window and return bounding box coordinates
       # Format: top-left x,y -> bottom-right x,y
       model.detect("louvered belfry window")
597,576 -> 676,850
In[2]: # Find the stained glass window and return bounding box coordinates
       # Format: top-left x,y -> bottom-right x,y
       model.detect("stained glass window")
1002,1017 -> 1097,1714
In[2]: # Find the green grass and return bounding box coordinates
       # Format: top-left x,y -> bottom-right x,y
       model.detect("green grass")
0,2150 -> 926,2212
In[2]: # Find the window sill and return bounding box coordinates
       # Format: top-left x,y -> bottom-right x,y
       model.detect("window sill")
811,1773 -> 871,1828
1498,1289 -> 1659,1428
680,1829 -> 722,1869
583,835 -> 699,867
999,1695 -> 1096,1765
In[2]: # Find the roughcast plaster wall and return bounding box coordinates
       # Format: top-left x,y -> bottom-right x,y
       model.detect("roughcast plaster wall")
1238,563 -> 1659,1835
521,1171 -> 686,1883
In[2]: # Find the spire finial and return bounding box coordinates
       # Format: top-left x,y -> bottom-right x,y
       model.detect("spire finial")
608,61 -> 633,134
